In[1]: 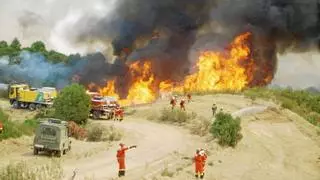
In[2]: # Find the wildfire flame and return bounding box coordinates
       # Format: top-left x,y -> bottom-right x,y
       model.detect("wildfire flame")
87,32 -> 271,106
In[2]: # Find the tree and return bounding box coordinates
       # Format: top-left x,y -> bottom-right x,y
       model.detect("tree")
0,41 -> 8,48
53,84 -> 91,124
31,41 -> 46,52
10,38 -> 21,50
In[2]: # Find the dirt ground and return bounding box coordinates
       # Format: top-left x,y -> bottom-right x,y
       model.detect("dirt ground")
0,94 -> 319,180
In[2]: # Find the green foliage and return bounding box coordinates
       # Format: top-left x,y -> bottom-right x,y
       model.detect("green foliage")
0,160 -> 63,180
30,41 -> 46,52
244,87 -> 320,127
53,84 -> 91,124
0,109 -> 39,141
0,89 -> 8,99
158,108 -> 197,123
210,112 -> 242,147
35,108 -> 55,119
10,38 -> 21,50
0,41 -> 8,48
0,39 -> 68,64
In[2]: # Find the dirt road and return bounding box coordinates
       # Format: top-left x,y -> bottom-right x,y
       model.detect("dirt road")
63,119 -> 203,180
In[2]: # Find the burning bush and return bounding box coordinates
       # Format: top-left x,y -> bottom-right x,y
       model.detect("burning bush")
210,112 -> 242,147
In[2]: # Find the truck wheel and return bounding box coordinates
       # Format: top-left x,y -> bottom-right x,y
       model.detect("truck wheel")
29,104 -> 36,111
12,101 -> 19,109
57,150 -> 63,157
36,104 -> 42,110
93,111 -> 100,120
33,148 -> 38,155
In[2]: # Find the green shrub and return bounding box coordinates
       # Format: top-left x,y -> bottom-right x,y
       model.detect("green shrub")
0,109 -> 39,141
244,87 -> 320,127
0,160 -> 63,180
53,83 -> 91,125
158,108 -> 196,123
34,108 -> 55,119
210,112 -> 242,147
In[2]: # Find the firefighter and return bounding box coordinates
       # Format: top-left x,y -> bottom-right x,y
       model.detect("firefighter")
212,103 -> 217,116
119,107 -> 124,121
187,93 -> 192,103
116,143 -> 137,177
180,98 -> 186,111
114,107 -> 122,121
193,148 -> 207,179
170,96 -> 177,110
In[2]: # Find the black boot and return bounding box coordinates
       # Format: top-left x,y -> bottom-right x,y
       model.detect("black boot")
200,173 -> 204,179
195,174 -> 199,178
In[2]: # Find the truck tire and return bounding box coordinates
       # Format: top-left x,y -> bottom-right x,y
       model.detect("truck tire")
92,111 -> 100,120
29,103 -> 36,111
36,104 -> 43,110
12,101 -> 19,109
33,148 -> 39,155
57,150 -> 63,157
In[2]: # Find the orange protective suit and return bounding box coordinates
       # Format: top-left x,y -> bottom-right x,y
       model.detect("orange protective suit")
117,146 -> 129,176
194,152 -> 207,179
180,99 -> 186,111
170,98 -> 176,110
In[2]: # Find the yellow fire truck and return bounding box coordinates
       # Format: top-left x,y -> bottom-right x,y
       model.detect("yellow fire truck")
8,83 -> 57,111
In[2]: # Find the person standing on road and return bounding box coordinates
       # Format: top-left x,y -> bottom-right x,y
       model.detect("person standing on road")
170,96 -> 177,110
212,103 -> 217,116
180,98 -> 186,111
187,93 -> 192,103
116,143 -> 137,177
193,148 -> 207,179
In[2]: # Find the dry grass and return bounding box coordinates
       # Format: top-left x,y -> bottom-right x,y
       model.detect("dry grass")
188,116 -> 212,136
86,124 -> 123,142
0,160 -> 63,180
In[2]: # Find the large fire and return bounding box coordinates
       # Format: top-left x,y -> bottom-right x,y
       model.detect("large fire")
88,32 -> 271,106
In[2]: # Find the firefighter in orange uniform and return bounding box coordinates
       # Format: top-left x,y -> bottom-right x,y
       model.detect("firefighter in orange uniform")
170,96 -> 177,110
180,98 -> 186,111
119,107 -> 124,121
187,93 -> 192,102
194,148 -> 207,179
116,143 -> 137,177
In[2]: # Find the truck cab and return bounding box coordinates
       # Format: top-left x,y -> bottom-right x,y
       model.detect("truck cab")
33,118 -> 71,157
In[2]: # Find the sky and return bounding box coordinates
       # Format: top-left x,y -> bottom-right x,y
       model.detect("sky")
1,0 -> 320,89
0,0 -> 116,55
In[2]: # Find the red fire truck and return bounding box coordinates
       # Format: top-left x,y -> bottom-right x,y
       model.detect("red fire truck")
87,91 -> 119,120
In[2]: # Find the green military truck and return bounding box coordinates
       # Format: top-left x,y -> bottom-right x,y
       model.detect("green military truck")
33,118 -> 71,157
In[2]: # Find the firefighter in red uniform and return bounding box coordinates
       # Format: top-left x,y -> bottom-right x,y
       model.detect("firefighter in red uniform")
116,143 -> 137,177
170,96 -> 177,110
194,148 -> 207,179
180,98 -> 186,111
187,93 -> 192,103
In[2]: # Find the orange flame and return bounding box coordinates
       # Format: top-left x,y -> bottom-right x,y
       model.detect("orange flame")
181,32 -> 253,92
88,32 -> 267,106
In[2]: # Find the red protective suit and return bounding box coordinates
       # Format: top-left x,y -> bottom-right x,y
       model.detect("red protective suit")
194,152 -> 207,177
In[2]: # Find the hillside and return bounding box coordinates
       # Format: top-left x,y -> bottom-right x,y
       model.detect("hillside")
0,94 -> 319,180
